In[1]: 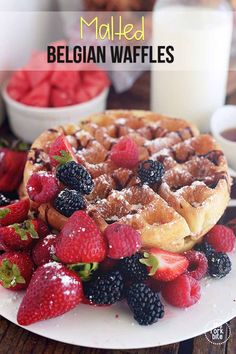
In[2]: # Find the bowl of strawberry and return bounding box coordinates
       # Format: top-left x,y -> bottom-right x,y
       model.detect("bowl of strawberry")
2,45 -> 110,143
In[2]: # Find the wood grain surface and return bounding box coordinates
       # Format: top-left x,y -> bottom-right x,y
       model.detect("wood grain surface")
0,71 -> 235,354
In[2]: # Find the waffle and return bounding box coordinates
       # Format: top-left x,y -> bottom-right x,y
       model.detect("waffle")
23,110 -> 231,252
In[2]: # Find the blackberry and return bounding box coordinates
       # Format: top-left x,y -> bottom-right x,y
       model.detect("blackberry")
84,270 -> 124,305
118,253 -> 149,282
194,242 -> 214,258
138,160 -> 165,186
0,193 -> 10,207
208,252 -> 231,278
54,189 -> 86,217
127,283 -> 164,325
56,161 -> 94,195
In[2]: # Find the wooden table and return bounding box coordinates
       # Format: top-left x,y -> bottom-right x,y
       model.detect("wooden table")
0,72 -> 236,354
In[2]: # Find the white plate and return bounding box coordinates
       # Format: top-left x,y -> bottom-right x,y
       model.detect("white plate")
0,252 -> 236,350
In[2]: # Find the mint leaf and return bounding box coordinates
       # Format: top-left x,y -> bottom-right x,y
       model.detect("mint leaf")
53,150 -> 72,166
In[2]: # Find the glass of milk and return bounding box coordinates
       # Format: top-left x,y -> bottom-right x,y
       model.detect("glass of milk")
151,0 -> 233,131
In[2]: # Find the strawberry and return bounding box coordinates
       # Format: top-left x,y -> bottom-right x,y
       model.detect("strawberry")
110,137 -> 139,169
0,199 -> 30,227
0,147 -> 27,192
51,69 -> 78,92
162,274 -> 201,308
51,88 -> 76,108
17,262 -> 83,325
55,211 -> 107,264
35,218 -> 50,238
26,172 -> 60,203
0,252 -> 34,291
205,225 -> 235,253
32,234 -> 57,266
21,81 -> 50,108
104,223 -> 141,259
0,219 -> 42,250
7,70 -> 30,101
140,248 -> 189,282
48,135 -> 77,167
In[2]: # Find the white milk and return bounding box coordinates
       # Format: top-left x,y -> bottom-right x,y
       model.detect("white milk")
151,6 -> 233,131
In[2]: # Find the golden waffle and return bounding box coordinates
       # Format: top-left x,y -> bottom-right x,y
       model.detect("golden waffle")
23,110 -> 231,252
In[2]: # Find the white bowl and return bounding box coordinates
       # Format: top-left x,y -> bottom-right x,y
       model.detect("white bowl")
2,85 -> 109,143
211,105 -> 236,170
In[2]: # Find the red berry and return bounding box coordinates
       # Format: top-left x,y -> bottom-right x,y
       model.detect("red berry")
32,234 -> 57,266
27,172 -> 60,204
141,248 -> 189,282
17,262 -> 83,325
205,225 -> 235,253
49,134 -> 77,167
0,252 -> 34,291
0,219 -> 39,250
36,219 -> 50,238
162,274 -> 201,308
55,211 -> 107,264
184,250 -> 208,280
104,223 -> 141,259
0,148 -> 27,192
0,199 -> 30,227
110,137 -> 139,169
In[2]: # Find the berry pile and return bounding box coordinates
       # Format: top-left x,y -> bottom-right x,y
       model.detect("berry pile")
0,133 -> 235,329
26,134 -> 94,218
0,193 -> 234,327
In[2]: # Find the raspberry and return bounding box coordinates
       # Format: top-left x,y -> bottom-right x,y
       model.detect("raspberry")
184,250 -> 208,280
138,160 -> 165,186
54,189 -> 86,217
104,223 -> 141,259
127,283 -> 164,325
27,172 -> 60,204
110,137 -> 139,169
205,225 -> 235,253
208,252 -> 231,278
56,161 -> 94,195
118,252 -> 149,282
162,274 -> 201,308
84,270 -> 124,305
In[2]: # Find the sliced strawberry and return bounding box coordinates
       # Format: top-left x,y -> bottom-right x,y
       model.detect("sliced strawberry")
0,199 -> 30,227
82,70 -> 110,90
50,88 -> 76,107
0,148 -> 27,192
51,69 -> 79,92
140,248 -> 189,282
21,81 -> 50,108
7,70 -> 30,101
75,88 -> 90,104
48,134 -> 77,167
25,51 -> 53,88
